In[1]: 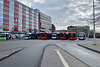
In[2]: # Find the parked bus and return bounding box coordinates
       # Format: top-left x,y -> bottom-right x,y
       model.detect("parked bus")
0,33 -> 12,40
37,32 -> 42,39
24,34 -> 29,40
60,32 -> 69,40
78,32 -> 86,40
69,32 -> 77,40
30,33 -> 37,39
0,33 -> 6,40
52,32 -> 60,39
41,32 -> 52,39
24,33 -> 37,40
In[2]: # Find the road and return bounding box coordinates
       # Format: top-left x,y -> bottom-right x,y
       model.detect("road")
0,39 -> 100,67
0,40 -> 59,67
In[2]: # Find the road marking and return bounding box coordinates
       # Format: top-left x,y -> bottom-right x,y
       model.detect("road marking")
55,49 -> 70,67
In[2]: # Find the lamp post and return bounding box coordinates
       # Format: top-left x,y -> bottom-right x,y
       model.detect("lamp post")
93,0 -> 96,45
56,23 -> 58,31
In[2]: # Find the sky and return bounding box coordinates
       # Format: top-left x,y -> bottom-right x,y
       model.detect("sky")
17,0 -> 100,32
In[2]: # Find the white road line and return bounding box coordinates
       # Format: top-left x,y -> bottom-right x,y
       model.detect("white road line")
55,49 -> 70,67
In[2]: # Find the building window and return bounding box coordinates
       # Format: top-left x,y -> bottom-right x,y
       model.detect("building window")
15,11 -> 18,13
14,18 -> 18,22
4,11 -> 9,15
4,1 -> 9,6
14,27 -> 18,30
22,25 -> 26,27
4,6 -> 9,10
14,14 -> 18,17
4,21 -> 9,24
14,23 -> 18,25
15,2 -> 18,6
4,16 -> 9,19
15,6 -> 19,10
23,17 -> 25,20
22,21 -> 25,23
3,25 -> 9,29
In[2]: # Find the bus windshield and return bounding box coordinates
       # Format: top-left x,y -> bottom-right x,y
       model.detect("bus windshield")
41,34 -> 46,37
25,35 -> 29,37
0,34 -> 5,37
78,35 -> 85,37
60,34 -> 66,37
29,34 -> 36,37
52,34 -> 57,37
37,34 -> 41,37
69,33 -> 75,37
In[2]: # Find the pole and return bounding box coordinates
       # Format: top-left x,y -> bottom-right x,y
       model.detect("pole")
93,0 -> 95,44
86,20 -> 89,38
5,26 -> 7,40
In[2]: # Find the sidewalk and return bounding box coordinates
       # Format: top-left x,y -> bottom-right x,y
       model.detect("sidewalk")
77,41 -> 100,53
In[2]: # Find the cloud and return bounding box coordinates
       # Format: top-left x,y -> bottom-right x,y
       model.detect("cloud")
17,0 -> 100,32
34,0 -> 45,3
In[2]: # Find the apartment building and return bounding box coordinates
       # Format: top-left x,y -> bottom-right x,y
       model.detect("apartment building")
39,12 -> 52,32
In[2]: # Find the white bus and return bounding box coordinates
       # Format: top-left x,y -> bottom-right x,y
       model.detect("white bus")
78,32 -> 86,40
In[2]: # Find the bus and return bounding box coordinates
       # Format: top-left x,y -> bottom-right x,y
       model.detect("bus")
52,32 -> 60,39
78,32 -> 86,40
24,33 -> 37,40
0,33 -> 12,40
41,32 -> 52,39
0,33 -> 6,40
60,32 -> 69,40
37,32 -> 42,39
24,34 -> 29,40
31,33 -> 37,39
69,32 -> 77,40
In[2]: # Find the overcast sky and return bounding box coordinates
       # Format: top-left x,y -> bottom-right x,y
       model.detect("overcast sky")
18,0 -> 100,32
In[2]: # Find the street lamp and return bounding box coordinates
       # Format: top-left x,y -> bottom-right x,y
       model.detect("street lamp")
56,23 -> 58,31
86,20 -> 90,38
93,0 -> 96,45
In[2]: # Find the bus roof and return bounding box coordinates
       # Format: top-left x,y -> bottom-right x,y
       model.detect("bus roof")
60,32 -> 69,34
69,32 -> 76,34
37,32 -> 46,34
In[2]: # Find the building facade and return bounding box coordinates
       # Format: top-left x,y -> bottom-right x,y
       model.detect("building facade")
0,0 -> 51,34
67,26 -> 90,36
39,12 -> 52,32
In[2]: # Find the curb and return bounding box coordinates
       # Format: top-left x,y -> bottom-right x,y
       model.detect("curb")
77,44 -> 100,54
0,47 -> 25,61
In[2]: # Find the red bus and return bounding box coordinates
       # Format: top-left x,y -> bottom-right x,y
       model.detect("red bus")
69,32 -> 77,40
60,32 -> 69,40
37,32 -> 42,39
41,32 -> 52,39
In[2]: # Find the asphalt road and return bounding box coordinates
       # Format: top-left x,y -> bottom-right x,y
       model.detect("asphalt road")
54,40 -> 100,67
0,40 -> 59,67
0,39 -> 100,67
